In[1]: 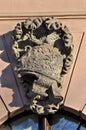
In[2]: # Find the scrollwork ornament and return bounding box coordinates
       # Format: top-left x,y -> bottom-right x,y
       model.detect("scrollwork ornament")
12,17 -> 74,115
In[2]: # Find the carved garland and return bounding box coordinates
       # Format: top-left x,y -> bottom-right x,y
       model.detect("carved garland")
12,17 -> 73,115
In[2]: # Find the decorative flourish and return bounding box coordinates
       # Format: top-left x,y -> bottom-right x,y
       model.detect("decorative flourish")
12,17 -> 73,115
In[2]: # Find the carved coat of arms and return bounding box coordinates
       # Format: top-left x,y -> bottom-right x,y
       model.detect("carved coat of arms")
12,17 -> 73,114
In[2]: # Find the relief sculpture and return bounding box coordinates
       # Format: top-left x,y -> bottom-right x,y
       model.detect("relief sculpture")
12,17 -> 74,114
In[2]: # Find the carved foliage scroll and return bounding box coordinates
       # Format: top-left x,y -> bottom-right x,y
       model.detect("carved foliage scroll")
12,17 -> 73,114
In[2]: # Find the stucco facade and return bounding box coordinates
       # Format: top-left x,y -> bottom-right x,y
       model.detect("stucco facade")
0,0 -> 86,127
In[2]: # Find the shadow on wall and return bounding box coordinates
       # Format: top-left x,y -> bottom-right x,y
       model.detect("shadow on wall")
0,31 -> 24,109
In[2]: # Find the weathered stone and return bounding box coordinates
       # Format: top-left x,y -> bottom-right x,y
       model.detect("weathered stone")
12,17 -> 73,115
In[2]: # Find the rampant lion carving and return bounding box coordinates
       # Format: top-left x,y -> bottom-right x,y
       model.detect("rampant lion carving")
12,17 -> 73,114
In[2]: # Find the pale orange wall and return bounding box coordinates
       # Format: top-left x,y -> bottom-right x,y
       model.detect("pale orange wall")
0,0 -> 86,16
0,0 -> 86,34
